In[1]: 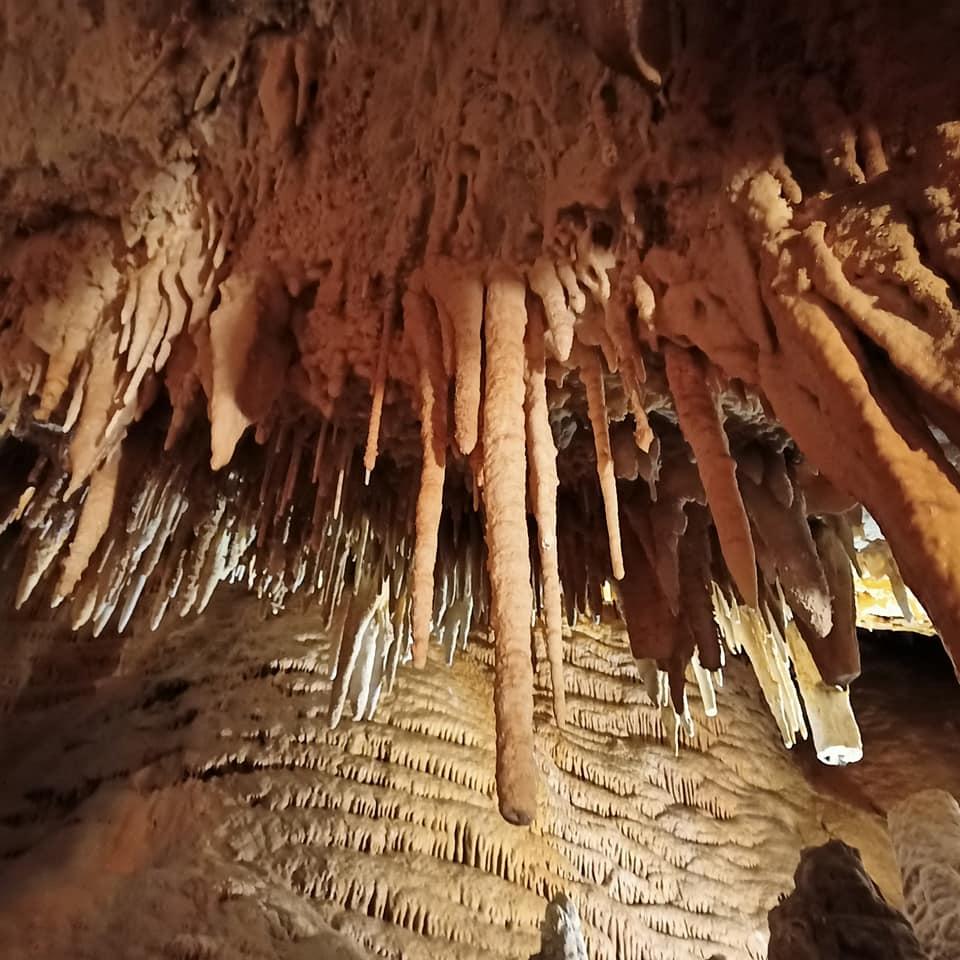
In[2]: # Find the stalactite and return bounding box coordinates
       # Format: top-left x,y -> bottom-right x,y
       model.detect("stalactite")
799,520 -> 860,687
785,621 -> 862,765
424,258 -> 484,456
53,449 -> 121,605
663,343 -> 758,609
577,346 -> 625,581
405,289 -> 448,669
16,504 -> 76,608
678,505 -> 723,672
482,268 -> 537,826
2,0 -> 960,843
616,514 -> 685,662
756,230 -> 960,673
739,458 -> 833,639
363,312 -> 392,483
524,305 -> 566,728
802,219 -> 960,416
715,589 -> 806,749
528,257 -> 575,362
329,575 -> 385,728
66,326 -> 121,497
646,491 -> 686,615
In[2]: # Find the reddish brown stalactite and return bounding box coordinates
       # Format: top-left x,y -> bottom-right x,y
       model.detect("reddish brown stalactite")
482,269 -> 537,826
617,506 -> 684,662
524,305 -> 567,728
578,346 -> 626,581
803,520 -> 861,687
664,343 -> 759,609
405,290 -> 448,669
678,504 -> 723,672
362,311 -> 392,482
740,462 -> 833,640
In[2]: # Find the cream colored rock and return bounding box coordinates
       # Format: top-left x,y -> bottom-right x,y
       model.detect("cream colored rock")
208,275 -> 261,470
889,790 -> 960,960
786,621 -> 863,766
0,590 -> 907,960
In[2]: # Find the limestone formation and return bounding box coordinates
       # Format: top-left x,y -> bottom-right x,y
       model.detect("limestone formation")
889,790 -> 960,960
2,2 -> 959,824
0,591 -> 906,960
768,840 -> 927,960
0,0 -> 959,954
533,895 -> 588,960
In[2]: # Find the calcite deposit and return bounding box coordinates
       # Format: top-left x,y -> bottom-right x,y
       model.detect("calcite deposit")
768,840 -> 927,960
889,790 -> 960,960
1,0 -> 960,955
0,590 -> 905,960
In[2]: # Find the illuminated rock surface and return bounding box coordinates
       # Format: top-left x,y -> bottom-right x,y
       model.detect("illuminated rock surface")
0,592 -> 901,960
1,0 -> 960,955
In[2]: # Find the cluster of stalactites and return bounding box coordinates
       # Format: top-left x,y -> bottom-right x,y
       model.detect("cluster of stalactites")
6,117 -> 960,826
0,423 -> 382,634
380,231 -> 887,825
0,400 -> 497,745
0,216 -> 910,827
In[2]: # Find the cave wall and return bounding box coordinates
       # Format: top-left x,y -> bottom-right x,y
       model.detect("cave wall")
889,790 -> 960,960
0,591 -> 899,960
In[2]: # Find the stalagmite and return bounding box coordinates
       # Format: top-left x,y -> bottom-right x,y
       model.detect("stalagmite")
578,347 -> 625,580
769,841 -> 927,960
482,269 -> 537,826
524,306 -> 566,728
405,289 -> 448,668
664,343 -> 758,608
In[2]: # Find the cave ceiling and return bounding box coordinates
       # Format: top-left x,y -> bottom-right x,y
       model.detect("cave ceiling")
1,0 -> 960,825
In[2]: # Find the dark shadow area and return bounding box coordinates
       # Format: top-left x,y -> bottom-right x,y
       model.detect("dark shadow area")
795,629 -> 960,814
